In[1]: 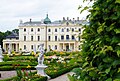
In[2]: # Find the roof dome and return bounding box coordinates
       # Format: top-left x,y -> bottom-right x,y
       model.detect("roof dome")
44,14 -> 51,24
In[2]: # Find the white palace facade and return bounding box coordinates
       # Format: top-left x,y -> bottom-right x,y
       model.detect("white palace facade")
3,14 -> 87,52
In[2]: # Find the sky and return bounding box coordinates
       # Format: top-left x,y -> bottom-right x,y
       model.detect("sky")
0,0 -> 91,32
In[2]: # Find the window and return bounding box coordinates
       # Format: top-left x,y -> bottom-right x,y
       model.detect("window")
55,29 -> 57,32
38,36 -> 40,41
79,45 -> 81,50
67,28 -> 69,32
79,28 -> 81,32
72,28 -> 74,32
72,35 -> 75,40
55,45 -> 57,50
79,28 -> 81,34
48,36 -> 51,41
61,35 -> 64,40
31,28 -> 33,32
31,36 -> 33,41
62,28 -> 64,32
24,45 -> 26,50
38,28 -> 40,32
48,29 -> 51,32
31,45 -> 33,50
55,36 -> 57,41
24,28 -> 26,32
66,35 -> 69,40
24,36 -> 26,41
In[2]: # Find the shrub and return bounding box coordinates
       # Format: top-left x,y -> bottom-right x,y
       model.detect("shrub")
71,0 -> 120,81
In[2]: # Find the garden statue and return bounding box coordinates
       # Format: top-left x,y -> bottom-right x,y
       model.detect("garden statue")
38,44 -> 45,65
35,44 -> 50,79
0,45 -> 3,62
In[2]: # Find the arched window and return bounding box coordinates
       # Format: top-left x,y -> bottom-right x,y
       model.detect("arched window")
38,28 -> 40,32
67,28 -> 69,32
24,28 -> 26,32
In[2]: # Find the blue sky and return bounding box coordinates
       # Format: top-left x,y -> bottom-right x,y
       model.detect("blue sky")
0,0 -> 91,32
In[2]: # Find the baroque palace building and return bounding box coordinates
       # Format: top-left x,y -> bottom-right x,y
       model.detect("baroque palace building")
3,14 -> 87,52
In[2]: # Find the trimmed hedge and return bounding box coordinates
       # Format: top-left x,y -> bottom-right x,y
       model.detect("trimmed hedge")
0,66 -> 36,71
0,76 -> 47,81
47,64 -> 79,79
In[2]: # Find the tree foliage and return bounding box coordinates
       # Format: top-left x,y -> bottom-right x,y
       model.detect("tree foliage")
69,0 -> 120,81
0,29 -> 19,48
80,0 -> 120,81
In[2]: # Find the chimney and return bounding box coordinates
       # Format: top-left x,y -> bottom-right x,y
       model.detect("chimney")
63,17 -> 65,21
77,17 -> 79,21
30,18 -> 32,22
73,18 -> 75,21
67,17 -> 69,21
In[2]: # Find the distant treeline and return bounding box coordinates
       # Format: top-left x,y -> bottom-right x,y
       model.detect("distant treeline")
0,29 -> 19,47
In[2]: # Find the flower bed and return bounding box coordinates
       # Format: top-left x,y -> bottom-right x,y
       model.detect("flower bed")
0,51 -> 81,80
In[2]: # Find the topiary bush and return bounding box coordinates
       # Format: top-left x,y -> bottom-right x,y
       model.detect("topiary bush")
77,0 -> 120,81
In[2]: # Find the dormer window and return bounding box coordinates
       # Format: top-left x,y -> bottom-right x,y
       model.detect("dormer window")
66,22 -> 69,26
38,28 -> 40,32
31,28 -> 33,32
24,28 -> 26,32
67,28 -> 69,32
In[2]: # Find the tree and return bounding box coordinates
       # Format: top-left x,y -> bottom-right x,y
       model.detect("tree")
68,0 -> 120,81
12,29 -> 19,35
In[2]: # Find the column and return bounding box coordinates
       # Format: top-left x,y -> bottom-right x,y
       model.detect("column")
63,43 -> 64,51
16,43 -> 18,52
74,43 -> 75,51
69,43 -> 70,51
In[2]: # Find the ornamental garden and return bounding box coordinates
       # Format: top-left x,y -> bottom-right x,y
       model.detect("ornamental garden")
0,49 -> 81,81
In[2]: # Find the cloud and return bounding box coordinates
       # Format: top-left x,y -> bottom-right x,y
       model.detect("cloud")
0,0 -> 91,32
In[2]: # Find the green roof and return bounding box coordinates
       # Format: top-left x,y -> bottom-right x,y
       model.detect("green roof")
44,14 -> 51,24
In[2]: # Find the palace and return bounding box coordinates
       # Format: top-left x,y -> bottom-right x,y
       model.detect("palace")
3,14 -> 87,52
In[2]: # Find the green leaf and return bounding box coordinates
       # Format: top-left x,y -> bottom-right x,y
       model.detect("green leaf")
117,50 -> 120,57
103,57 -> 113,63
106,78 -> 112,81
80,6 -> 89,14
89,71 -> 97,77
114,29 -> 120,34
82,62 -> 89,68
105,67 -> 111,74
112,60 -> 120,67
111,36 -> 120,44
115,0 -> 120,4
67,74 -> 76,81
71,68 -> 81,75
97,26 -> 103,34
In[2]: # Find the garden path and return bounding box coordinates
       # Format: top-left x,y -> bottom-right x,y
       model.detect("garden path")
0,71 -> 16,80
0,71 -> 73,81
49,72 -> 74,81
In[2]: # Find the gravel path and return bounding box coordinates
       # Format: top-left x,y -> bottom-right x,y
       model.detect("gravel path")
49,72 -> 74,81
0,71 -> 74,81
0,71 -> 16,80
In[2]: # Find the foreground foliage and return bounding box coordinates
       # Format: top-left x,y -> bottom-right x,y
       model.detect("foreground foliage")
69,0 -> 120,81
